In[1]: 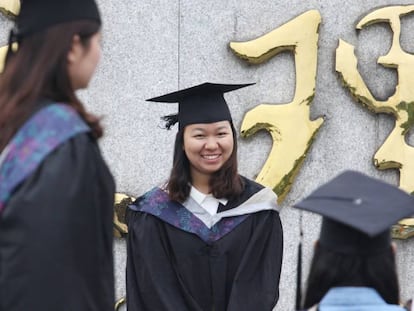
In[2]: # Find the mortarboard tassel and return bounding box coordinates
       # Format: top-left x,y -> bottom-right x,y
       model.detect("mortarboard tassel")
295,211 -> 303,310
5,27 -> 18,66
161,114 -> 179,130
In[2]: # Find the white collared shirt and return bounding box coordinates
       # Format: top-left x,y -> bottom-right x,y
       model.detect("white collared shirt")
182,186 -> 279,229
189,186 -> 228,216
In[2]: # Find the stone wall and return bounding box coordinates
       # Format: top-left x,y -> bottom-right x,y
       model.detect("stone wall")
2,1 -> 414,309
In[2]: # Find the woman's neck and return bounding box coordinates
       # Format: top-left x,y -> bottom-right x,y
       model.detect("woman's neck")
191,170 -> 211,194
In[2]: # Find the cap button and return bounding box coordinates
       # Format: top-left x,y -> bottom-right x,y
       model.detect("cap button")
353,198 -> 363,205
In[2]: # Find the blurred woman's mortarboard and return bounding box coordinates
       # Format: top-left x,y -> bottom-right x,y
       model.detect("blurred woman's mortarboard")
292,170 -> 414,309
16,0 -> 101,39
294,170 -> 414,253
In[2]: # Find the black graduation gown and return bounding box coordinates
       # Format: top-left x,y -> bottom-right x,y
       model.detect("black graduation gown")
0,132 -> 115,310
127,178 -> 283,311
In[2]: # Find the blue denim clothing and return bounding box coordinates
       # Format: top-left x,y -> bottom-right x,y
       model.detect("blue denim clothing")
315,287 -> 405,311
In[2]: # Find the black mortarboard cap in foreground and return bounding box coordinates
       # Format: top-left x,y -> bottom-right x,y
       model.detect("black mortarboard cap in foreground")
147,82 -> 254,131
16,0 -> 101,38
293,170 -> 414,309
294,170 -> 414,254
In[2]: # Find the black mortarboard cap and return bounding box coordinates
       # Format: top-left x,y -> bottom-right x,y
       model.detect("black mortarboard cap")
16,0 -> 101,38
293,170 -> 414,309
147,82 -> 254,131
294,170 -> 414,253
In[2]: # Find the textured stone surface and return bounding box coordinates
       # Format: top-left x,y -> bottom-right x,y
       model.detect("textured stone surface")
2,0 -> 414,309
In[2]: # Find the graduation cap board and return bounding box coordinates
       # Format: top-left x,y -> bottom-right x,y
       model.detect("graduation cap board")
147,82 -> 254,131
294,170 -> 414,253
16,0 -> 101,39
292,170 -> 414,309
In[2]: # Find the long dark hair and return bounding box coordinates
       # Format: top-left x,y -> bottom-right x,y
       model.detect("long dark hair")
0,20 -> 102,151
167,122 -> 243,203
303,244 -> 400,309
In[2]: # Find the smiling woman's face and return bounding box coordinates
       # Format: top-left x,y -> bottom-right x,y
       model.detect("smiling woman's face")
183,120 -> 234,180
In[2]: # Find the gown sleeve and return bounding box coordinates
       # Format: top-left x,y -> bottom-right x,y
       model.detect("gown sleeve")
0,133 -> 115,311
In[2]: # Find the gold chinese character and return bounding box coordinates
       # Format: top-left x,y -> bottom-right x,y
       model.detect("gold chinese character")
336,5 -> 414,239
0,0 -> 20,18
0,0 -> 20,73
0,46 -> 8,73
230,10 -> 324,203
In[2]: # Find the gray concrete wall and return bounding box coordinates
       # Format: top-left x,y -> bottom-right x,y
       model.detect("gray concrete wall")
2,1 -> 414,310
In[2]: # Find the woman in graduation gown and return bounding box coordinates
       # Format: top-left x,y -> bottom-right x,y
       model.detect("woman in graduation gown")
0,1 -> 115,310
127,83 -> 283,311
293,171 -> 414,311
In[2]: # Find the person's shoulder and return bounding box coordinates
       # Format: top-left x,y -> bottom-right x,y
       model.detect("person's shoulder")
130,186 -> 169,208
240,175 -> 278,205
48,132 -> 96,164
222,175 -> 279,215
222,176 -> 263,209
319,287 -> 406,311
6,133 -> 104,214
127,187 -> 172,227
240,175 -> 265,193
28,132 -> 103,194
